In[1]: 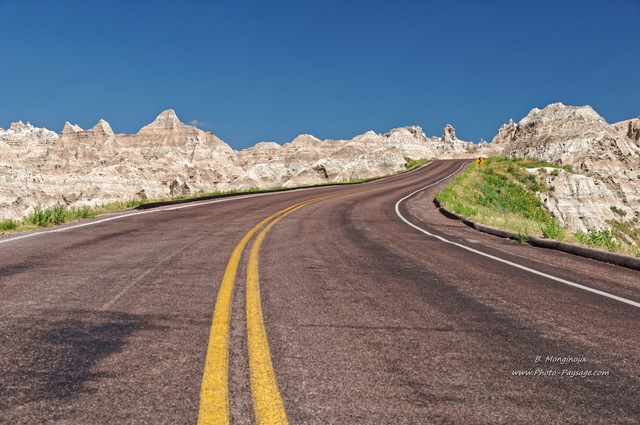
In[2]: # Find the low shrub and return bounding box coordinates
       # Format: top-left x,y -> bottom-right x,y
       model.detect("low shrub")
72,205 -> 96,219
610,206 -> 627,216
0,219 -> 19,231
404,157 -> 429,171
542,221 -> 564,239
30,204 -> 69,227
575,228 -> 617,249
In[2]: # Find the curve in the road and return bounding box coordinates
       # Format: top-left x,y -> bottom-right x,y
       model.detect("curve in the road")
198,191 -> 363,425
395,171 -> 640,309
197,163 -> 456,424
3,159 -> 638,424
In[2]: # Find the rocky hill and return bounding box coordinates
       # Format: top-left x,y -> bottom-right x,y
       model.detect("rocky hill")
228,125 -> 471,190
6,103 -> 634,232
0,110 -> 485,220
492,103 -> 640,233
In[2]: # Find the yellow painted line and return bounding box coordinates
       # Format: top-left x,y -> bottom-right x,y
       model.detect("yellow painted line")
197,198 -> 320,425
403,162 -> 446,183
198,162 -> 450,423
198,196 -> 336,425
245,201 -> 316,425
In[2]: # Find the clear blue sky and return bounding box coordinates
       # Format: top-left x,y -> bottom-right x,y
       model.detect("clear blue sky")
1,0 -> 639,149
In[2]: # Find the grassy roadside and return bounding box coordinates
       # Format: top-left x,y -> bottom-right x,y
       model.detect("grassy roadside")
436,157 -> 640,257
403,157 -> 433,172
0,157 -> 432,236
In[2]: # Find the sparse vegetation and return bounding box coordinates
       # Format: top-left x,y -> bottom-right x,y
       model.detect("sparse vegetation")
404,157 -> 430,172
29,204 -> 68,226
606,218 -> 640,257
0,219 -> 19,231
575,228 -> 617,250
436,158 -> 560,239
436,157 -> 639,257
542,220 -> 565,239
0,201 -> 148,235
27,203 -> 106,227
610,205 -> 627,217
1,160 -> 435,236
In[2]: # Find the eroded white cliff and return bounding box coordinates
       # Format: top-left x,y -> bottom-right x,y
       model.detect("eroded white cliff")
0,111 -> 479,219
494,103 -> 640,232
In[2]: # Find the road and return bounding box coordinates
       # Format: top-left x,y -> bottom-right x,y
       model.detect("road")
1,160 -> 639,424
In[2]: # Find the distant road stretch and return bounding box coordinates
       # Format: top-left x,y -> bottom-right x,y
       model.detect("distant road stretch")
1,160 -> 638,424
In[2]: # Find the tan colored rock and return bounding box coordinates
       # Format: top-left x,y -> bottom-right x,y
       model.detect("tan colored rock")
228,126 -> 438,190
235,142 -> 282,169
530,168 -> 630,232
613,117 -> 640,147
495,103 -> 640,233
431,124 -> 479,158
0,110 -> 244,220
0,113 -> 492,221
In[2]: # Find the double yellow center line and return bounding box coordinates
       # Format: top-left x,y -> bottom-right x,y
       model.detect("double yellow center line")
197,161 -> 448,424
197,194 -> 339,425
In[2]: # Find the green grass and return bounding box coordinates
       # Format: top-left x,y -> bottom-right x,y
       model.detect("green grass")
574,228 -> 617,250
27,203 -> 106,227
0,201 -> 149,235
436,157 -> 639,257
542,220 -> 565,240
610,206 -> 627,217
404,157 -> 431,172
436,158 -> 559,238
604,218 -> 640,257
0,219 -> 19,231
29,204 -> 68,226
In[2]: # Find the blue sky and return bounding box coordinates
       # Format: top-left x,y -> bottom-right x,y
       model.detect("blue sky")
1,0 -> 639,149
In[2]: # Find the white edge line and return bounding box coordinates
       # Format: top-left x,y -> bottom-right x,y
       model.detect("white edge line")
0,187 -> 321,246
0,164 -> 433,246
394,163 -> 640,309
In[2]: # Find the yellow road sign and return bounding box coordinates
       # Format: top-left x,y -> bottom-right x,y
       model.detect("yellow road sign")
475,157 -> 485,165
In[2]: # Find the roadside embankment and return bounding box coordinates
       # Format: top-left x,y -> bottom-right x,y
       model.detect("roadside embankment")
435,157 -> 640,268
0,157 -> 432,236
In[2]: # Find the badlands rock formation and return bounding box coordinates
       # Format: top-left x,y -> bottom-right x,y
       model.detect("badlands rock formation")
231,126 -> 440,189
0,110 -> 243,219
493,103 -> 640,232
3,103 -> 637,234
0,111 -> 479,220
612,117 -> 640,147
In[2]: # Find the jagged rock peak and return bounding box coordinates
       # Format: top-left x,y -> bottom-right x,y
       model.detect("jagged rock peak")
249,141 -> 282,150
441,124 -> 456,143
491,103 -> 612,147
139,109 -> 186,132
351,130 -> 381,143
288,134 -> 322,146
519,103 -> 605,127
1,121 -> 58,147
384,126 -> 427,139
61,122 -> 84,133
90,119 -> 114,135
8,121 -> 31,132
491,120 -> 517,144
157,108 -> 179,121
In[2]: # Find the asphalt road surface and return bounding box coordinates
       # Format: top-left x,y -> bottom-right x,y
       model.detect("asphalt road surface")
1,160 -> 639,424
